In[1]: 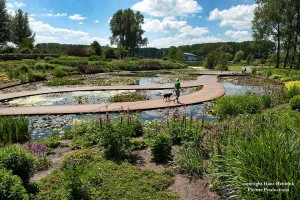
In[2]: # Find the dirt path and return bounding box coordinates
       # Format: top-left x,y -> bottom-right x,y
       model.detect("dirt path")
30,140 -> 73,182
131,147 -> 220,200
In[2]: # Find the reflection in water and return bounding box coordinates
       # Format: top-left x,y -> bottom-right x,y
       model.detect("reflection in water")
219,78 -> 264,96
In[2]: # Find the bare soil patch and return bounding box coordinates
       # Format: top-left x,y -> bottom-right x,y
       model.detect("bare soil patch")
131,146 -> 220,200
30,140 -> 73,182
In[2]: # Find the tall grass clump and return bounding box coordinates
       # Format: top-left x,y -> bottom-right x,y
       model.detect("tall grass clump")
208,110 -> 300,200
174,142 -> 204,176
289,95 -> 300,110
213,94 -> 262,118
285,85 -> 300,100
0,116 -> 30,146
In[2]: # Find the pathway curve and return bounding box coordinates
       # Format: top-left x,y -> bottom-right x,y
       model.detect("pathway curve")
0,75 -> 225,116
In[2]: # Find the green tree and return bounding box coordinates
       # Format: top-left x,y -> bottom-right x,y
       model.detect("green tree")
168,46 -> 178,60
115,44 -> 127,59
110,9 -> 148,57
103,45 -> 115,59
252,0 -> 283,68
0,0 -> 10,46
11,9 -> 35,47
175,48 -> 183,61
204,49 -> 229,70
246,54 -> 255,65
233,50 -> 245,63
91,40 -> 102,56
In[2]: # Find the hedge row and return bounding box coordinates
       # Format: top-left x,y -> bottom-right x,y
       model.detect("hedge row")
0,54 -> 60,61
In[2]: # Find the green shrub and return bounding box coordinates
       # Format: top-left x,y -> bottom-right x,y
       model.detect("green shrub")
266,70 -> 272,77
34,62 -> 56,70
0,116 -> 30,146
97,120 -> 133,159
285,85 -> 300,100
33,62 -> 46,72
290,95 -> 300,110
44,56 -> 54,62
0,168 -> 29,199
261,94 -> 272,108
89,55 -> 102,61
54,67 -> 66,77
50,59 -> 88,67
28,71 -> 46,82
129,138 -> 148,150
35,156 -> 51,171
151,132 -> 172,163
174,142 -> 204,176
42,131 -> 61,148
63,162 -> 91,200
20,47 -> 32,54
0,145 -> 35,183
251,67 -> 257,75
214,94 -> 262,118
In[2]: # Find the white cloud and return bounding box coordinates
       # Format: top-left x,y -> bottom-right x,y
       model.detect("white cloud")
29,17 -> 109,45
95,20 -> 99,24
225,30 -> 252,41
149,36 -> 223,48
7,2 -> 25,9
29,17 -> 88,39
132,0 -> 202,17
143,17 -> 187,32
78,22 -> 84,25
42,13 -> 67,17
209,4 -> 256,30
35,35 -> 58,43
143,16 -> 212,47
144,17 -> 209,37
78,36 -> 110,45
178,26 -> 209,38
69,14 -> 87,21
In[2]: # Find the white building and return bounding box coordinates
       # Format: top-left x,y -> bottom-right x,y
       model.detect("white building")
184,53 -> 198,61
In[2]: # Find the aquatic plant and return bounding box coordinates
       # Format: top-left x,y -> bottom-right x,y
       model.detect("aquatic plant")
0,116 -> 30,146
110,93 -> 148,102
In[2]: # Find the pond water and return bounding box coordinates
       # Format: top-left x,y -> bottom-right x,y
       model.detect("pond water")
5,87 -> 200,107
22,77 -> 265,140
220,77 -> 265,96
29,103 -> 213,140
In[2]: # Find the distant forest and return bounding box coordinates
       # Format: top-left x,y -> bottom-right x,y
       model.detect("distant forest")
36,40 -> 275,60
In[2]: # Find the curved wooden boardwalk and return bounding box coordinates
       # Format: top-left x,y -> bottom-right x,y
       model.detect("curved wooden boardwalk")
0,75 -> 225,116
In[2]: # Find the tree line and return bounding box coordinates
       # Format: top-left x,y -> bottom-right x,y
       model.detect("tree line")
0,0 -> 35,51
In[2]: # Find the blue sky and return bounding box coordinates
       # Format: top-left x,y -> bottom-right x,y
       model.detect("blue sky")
6,0 -> 256,48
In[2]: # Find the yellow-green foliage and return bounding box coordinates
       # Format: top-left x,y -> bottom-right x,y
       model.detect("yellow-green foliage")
0,73 -> 10,82
285,81 -> 300,90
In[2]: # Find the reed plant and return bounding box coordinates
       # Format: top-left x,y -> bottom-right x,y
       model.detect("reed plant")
213,94 -> 262,118
0,116 -> 30,146
207,110 -> 300,199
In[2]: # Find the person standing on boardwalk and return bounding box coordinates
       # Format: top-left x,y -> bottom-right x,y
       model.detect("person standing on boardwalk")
174,78 -> 181,103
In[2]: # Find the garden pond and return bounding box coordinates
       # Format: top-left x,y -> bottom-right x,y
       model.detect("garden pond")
24,76 -> 267,139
